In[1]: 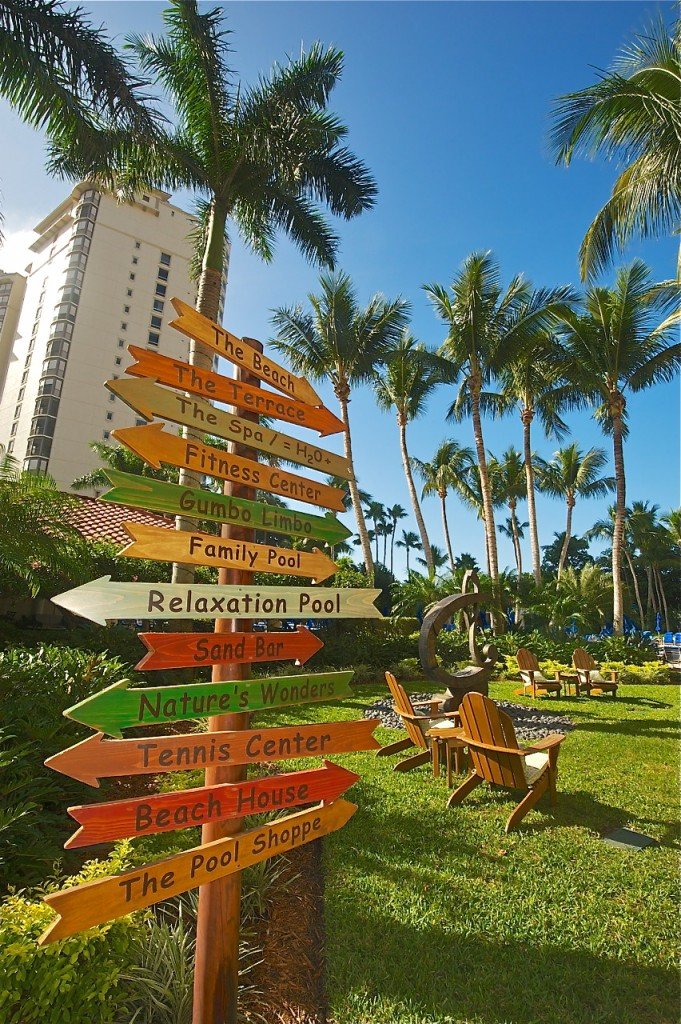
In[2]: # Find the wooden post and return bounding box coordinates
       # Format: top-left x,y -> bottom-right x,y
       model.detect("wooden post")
192,339 -> 262,1024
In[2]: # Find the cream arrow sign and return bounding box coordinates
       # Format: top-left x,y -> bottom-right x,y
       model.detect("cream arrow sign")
105,377 -> 353,479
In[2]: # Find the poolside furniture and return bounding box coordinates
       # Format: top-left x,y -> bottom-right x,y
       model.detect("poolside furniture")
427,721 -> 468,785
449,692 -> 565,832
572,648 -> 619,697
516,648 -> 563,699
377,672 -> 464,773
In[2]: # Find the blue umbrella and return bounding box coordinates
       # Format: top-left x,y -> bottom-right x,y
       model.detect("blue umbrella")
655,612 -> 662,633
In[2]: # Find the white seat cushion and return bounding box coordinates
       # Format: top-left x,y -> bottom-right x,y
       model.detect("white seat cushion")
522,751 -> 550,785
520,671 -> 556,687
414,712 -> 458,738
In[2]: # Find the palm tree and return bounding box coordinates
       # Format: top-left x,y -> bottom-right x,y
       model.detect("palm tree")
536,444 -> 615,578
272,273 -> 409,579
416,544 -> 448,575
498,517 -> 529,576
411,440 -> 475,572
364,500 -> 387,564
374,331 -> 440,576
550,13 -> 681,280
395,529 -> 422,575
556,260 -> 680,631
661,508 -> 681,548
72,439 -> 179,491
385,504 -> 407,574
491,447 -> 528,578
425,253 -> 572,580
589,503 -> 646,630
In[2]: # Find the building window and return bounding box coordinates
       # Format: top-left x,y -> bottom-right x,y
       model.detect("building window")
6,441 -> 13,454
115,356 -> 122,365
148,331 -> 160,346
142,194 -> 150,201
109,392 -> 116,402
10,421 -> 17,437
160,252 -> 171,266
106,412 -> 113,421
135,418 -> 145,427
129,272 -> 135,281
150,315 -> 162,330
17,387 -> 25,401
132,256 -> 139,265
121,322 -> 127,330
157,267 -> 169,282
124,305 -> 130,313
126,288 -> 133,297
155,283 -> 166,297
153,299 -> 164,312
14,403 -> 21,418
135,241 -> 141,249
25,457 -> 49,473
21,369 -> 29,384
118,339 -> 125,348
103,430 -> 110,440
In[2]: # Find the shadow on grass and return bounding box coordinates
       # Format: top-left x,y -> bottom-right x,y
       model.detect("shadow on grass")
563,716 -> 678,740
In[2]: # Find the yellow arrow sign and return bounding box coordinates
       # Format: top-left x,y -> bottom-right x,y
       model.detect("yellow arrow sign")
120,522 -> 338,582
170,298 -> 322,407
105,377 -> 352,479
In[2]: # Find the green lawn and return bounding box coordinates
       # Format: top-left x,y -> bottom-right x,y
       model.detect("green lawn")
268,681 -> 679,1024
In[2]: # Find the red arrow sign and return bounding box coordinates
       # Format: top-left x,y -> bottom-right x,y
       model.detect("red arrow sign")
136,626 -> 324,671
65,761 -> 358,848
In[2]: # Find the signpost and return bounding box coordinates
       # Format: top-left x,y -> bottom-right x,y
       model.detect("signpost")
136,626 -> 325,670
111,422 -> 346,511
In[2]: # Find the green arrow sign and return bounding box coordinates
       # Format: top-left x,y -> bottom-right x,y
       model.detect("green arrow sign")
100,470 -> 352,546
64,671 -> 354,737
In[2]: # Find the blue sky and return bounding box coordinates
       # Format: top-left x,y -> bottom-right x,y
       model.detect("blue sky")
0,1 -> 678,576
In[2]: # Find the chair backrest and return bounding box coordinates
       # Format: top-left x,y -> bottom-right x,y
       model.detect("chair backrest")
572,647 -> 596,672
458,692 -> 527,790
516,648 -> 539,672
674,633 -> 681,645
663,632 -> 674,643
384,672 -> 428,750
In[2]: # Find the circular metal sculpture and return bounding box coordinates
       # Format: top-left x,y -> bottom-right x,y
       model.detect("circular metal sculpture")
418,570 -> 499,710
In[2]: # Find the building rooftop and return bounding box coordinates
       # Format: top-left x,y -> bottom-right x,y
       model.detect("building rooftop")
67,493 -> 174,545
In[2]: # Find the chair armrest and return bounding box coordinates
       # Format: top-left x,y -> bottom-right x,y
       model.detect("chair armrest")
410,699 -> 442,713
440,711 -> 461,722
400,710 -> 451,723
460,737 -> 525,757
522,734 -> 566,753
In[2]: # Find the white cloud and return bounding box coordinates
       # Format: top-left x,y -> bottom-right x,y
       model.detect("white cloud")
0,227 -> 37,274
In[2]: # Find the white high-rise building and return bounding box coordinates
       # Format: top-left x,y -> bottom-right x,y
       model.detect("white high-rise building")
0,183 -> 221,489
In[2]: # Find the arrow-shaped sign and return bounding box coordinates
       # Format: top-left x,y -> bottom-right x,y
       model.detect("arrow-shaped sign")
100,471 -> 352,546
106,377 -> 353,479
112,422 -> 345,512
51,577 -> 382,625
45,719 -> 381,788
64,671 -> 354,737
40,799 -> 356,944
65,760 -> 358,849
170,298 -> 322,407
126,346 -> 344,436
135,626 -> 324,671
120,523 -> 339,583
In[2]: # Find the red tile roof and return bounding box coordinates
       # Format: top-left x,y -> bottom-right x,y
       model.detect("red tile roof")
67,493 -> 174,545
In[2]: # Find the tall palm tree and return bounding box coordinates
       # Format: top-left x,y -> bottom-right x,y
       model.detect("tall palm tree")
491,447 -> 528,578
536,444 -> 615,578
386,503 -> 407,574
550,13 -> 681,280
395,529 -> 422,575
416,544 -> 449,575
411,440 -> 475,572
374,332 -> 441,576
498,517 -> 529,576
272,272 -> 409,579
556,260 -> 680,631
661,508 -> 681,548
589,503 -> 647,630
425,253 -> 572,580
364,499 -> 387,564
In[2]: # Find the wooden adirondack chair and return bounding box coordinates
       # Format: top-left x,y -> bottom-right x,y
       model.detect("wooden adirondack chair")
377,672 -> 463,772
516,648 -> 562,698
572,648 -> 619,697
449,692 -> 565,832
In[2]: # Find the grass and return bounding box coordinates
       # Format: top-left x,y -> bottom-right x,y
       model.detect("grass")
265,680 -> 679,1024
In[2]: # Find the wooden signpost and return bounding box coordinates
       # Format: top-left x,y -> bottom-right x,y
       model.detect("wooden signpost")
106,377 -> 353,478
125,345 -> 344,436
111,422 -> 346,511
42,299 -> 378,1024
65,761 -> 360,848
99,469 -> 352,545
120,522 -> 339,582
136,626 -> 325,670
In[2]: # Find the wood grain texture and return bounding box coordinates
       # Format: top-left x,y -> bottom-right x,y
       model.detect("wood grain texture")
120,523 -> 338,582
112,422 -> 345,511
65,761 -> 360,847
135,626 -> 324,671
39,799 -> 357,944
45,719 -> 381,788
125,345 -> 344,436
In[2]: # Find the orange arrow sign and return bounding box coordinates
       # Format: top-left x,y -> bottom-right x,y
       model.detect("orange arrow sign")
112,422 -> 345,511
120,522 -> 338,582
39,800 -> 356,944
65,761 -> 359,848
44,720 -> 381,788
126,346 -> 344,436
170,298 -> 322,407
136,625 -> 324,670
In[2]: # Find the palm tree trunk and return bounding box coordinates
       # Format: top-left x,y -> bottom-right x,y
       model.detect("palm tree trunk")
646,564 -> 657,625
654,564 -> 670,631
522,408 -> 542,585
509,505 -> 523,576
482,516 -> 491,576
406,546 -> 410,574
470,381 -> 498,579
558,496 -> 575,579
382,528 -> 389,567
172,196 -> 228,587
623,546 -> 644,630
611,407 -> 626,633
440,492 -> 455,571
338,394 -> 374,579
398,415 -> 433,576
390,526 -> 396,575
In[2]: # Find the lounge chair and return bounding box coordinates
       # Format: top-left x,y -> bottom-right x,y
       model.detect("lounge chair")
572,648 -> 619,697
377,672 -> 464,772
516,648 -> 562,698
449,692 -> 565,832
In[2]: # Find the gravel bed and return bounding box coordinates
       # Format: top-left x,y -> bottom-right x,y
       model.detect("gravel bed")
364,693 -> 574,741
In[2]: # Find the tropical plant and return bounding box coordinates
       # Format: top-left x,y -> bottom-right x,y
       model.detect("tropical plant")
425,253 -> 572,579
661,508 -> 681,547
536,443 -> 615,578
364,499 -> 387,564
532,564 -> 615,633
555,259 -> 680,631
455,552 -> 480,572
374,332 -> 441,576
272,273 -> 409,578
489,447 -> 527,577
72,439 -> 179,490
498,517 -> 529,575
416,544 -> 449,574
395,529 -> 422,575
541,531 -> 593,576
550,13 -> 681,280
412,440 -> 475,572
385,504 -> 408,574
